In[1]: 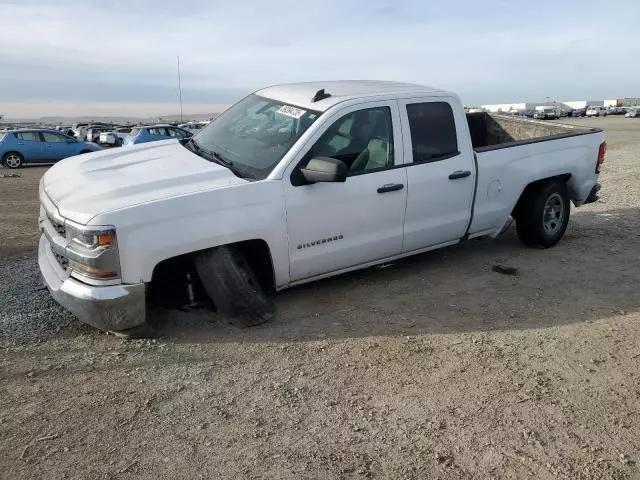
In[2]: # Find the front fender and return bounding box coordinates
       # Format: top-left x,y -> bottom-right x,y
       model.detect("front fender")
91,181 -> 290,288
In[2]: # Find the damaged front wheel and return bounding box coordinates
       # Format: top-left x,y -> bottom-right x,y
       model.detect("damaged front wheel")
195,246 -> 276,327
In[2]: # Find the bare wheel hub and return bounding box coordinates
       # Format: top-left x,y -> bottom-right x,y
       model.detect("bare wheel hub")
543,192 -> 564,235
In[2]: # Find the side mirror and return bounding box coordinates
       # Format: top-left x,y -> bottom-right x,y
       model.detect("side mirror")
301,157 -> 347,184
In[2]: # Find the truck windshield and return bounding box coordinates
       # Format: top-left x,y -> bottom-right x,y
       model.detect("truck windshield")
190,94 -> 321,179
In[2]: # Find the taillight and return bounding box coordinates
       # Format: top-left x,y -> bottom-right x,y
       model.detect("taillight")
596,142 -> 606,172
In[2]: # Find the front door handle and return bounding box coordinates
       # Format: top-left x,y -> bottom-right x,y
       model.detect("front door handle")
377,183 -> 404,194
448,170 -> 471,180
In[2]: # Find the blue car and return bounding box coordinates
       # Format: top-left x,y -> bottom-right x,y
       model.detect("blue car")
124,125 -> 193,145
0,129 -> 101,169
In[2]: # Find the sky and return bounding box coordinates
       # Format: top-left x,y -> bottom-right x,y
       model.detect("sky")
1,0 -> 639,118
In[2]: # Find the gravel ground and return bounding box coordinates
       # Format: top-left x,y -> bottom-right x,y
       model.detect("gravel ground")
1,116 -> 639,479
0,255 -> 85,348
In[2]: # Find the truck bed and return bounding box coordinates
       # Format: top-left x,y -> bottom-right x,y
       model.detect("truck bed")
466,113 -> 600,151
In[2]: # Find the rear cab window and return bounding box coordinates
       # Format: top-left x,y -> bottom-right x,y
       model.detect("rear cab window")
405,102 -> 459,163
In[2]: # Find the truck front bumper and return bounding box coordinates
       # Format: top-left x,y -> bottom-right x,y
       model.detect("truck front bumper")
38,235 -> 146,332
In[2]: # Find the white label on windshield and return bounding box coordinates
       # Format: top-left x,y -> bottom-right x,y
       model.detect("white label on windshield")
276,105 -> 306,119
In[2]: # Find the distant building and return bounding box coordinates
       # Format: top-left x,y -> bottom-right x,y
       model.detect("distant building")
562,100 -> 604,109
480,102 -> 537,113
619,97 -> 640,107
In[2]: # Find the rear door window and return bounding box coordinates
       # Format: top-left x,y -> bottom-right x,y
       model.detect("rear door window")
405,102 -> 459,163
17,131 -> 42,142
149,127 -> 168,136
167,127 -> 187,138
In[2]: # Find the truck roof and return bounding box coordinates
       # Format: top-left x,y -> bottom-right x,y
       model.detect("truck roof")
256,80 -> 448,112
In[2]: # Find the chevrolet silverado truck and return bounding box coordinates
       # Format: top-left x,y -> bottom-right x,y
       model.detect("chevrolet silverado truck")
38,81 -> 606,334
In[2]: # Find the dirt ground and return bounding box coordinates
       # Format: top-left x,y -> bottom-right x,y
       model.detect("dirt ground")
1,117 -> 639,479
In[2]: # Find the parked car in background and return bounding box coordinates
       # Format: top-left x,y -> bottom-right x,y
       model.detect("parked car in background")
179,122 -> 209,134
520,109 -> 536,118
586,106 -> 607,117
569,108 -> 587,117
1,129 -> 101,168
123,125 -> 192,145
608,107 -> 626,115
533,107 -> 558,120
625,108 -> 640,118
55,126 -> 76,137
86,126 -> 114,143
99,127 -> 133,146
71,123 -> 89,138
71,122 -> 111,139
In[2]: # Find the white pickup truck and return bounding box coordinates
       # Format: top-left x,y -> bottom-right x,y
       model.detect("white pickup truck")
38,81 -> 606,334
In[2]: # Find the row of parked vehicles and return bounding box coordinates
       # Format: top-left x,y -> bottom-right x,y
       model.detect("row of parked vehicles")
518,106 -> 639,120
67,121 -> 209,145
0,121 -> 209,168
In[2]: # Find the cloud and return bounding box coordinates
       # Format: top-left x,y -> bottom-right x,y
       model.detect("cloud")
0,0 -> 639,116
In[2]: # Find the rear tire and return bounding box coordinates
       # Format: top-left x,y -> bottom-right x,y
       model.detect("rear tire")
79,150 -> 92,154
2,152 -> 24,169
515,180 -> 570,248
195,246 -> 276,327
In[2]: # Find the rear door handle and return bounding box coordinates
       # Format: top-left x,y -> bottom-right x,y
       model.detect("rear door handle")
377,183 -> 404,193
448,170 -> 471,180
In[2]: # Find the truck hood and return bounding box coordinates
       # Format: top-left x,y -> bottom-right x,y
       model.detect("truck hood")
42,140 -> 248,224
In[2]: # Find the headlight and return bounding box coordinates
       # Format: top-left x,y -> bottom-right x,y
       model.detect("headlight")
65,223 -> 120,281
69,227 -> 115,249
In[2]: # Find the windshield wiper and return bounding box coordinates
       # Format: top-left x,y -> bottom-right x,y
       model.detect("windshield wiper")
208,150 -> 234,168
186,139 -> 230,165
185,138 -> 203,154
185,139 -> 255,179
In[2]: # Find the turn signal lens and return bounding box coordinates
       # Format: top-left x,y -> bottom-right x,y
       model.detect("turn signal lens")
97,232 -> 115,247
69,260 -> 117,279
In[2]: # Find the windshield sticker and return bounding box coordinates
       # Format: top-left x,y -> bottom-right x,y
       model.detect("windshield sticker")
276,105 -> 307,119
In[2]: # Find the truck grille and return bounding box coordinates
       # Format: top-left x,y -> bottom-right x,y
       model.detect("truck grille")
46,211 -> 66,237
42,199 -> 69,271
53,251 -> 69,270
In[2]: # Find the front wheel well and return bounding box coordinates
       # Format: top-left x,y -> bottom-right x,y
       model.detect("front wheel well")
147,239 -> 275,308
511,174 -> 571,218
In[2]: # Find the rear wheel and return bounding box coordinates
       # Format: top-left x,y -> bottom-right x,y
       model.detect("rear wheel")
79,150 -> 92,154
2,152 -> 24,169
195,246 -> 276,327
515,180 -> 570,248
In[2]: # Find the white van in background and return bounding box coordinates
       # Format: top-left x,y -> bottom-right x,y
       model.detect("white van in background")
533,106 -> 558,120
